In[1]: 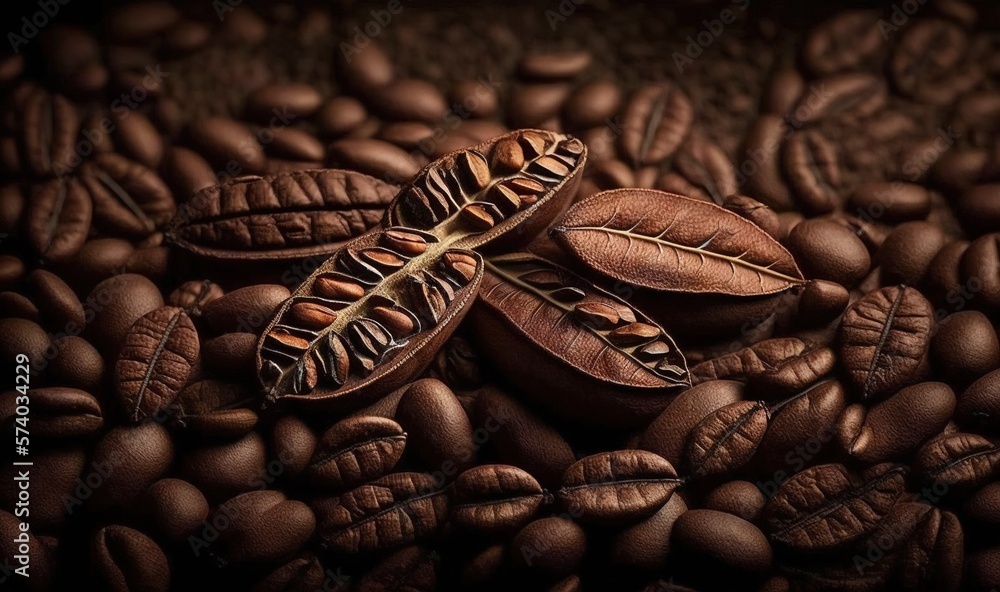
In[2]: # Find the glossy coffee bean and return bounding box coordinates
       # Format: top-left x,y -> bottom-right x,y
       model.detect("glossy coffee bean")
673,509 -> 773,575
933,311 -> 1000,387
703,480 -> 766,522
396,378 -> 477,475
784,219 -> 871,286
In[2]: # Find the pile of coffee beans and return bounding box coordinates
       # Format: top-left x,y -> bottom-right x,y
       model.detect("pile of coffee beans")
1,1 -> 1000,590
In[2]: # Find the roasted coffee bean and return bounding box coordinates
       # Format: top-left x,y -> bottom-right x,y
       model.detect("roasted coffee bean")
472,383 -> 575,490
160,146 -> 218,200
692,337 -> 835,397
610,493 -> 687,571
509,517 -> 586,579
174,379 -> 257,438
357,546 -> 439,592
557,450 -> 682,525
762,69 -> 805,116
723,194 -> 780,238
451,464 -> 546,534
114,307 -> 198,423
839,285 -> 934,401
0,291 -> 38,321
185,116 -> 268,174
114,110 -> 163,169
754,380 -> 847,473
314,472 -> 449,554
958,183 -> 1000,236
562,80 -> 622,131
790,73 -> 887,125
836,382 -> 956,463
89,422 -> 174,513
167,280 -> 224,316
879,221 -> 949,286
783,129 -> 841,214
640,380 -> 745,468
180,431 -> 267,503
0,386 -> 102,438
92,525 -> 170,592
890,18 -> 981,105
302,415 -> 405,490
18,86 -> 79,177
686,400 -> 769,478
801,9 -> 884,75
25,177 -> 92,263
797,279 -> 850,326
86,273 -> 165,357
326,138 -> 421,184
958,369 -> 1000,431
105,1 -> 179,41
245,83 -> 323,122
763,463 -> 906,550
933,311 -> 1000,387
674,511 -> 774,581
203,284 -> 291,334
396,378 -> 476,474
0,318 -> 51,378
703,480 -> 766,522
741,115 -> 794,210
960,233 -> 1000,312
47,335 -> 105,391
202,332 -> 258,377
784,218 -> 871,287
25,269 -> 84,332
141,478 -> 210,543
81,152 -> 176,238
211,490 -> 315,565
849,182 -> 932,224
619,82 -> 693,167
914,432 -> 1000,492
254,556 -> 326,592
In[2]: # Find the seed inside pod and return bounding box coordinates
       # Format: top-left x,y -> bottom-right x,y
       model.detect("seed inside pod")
408,275 -> 449,325
382,228 -> 431,256
287,301 -> 339,330
607,322 -> 661,346
359,247 -> 407,272
527,155 -> 570,182
518,130 -> 549,158
266,329 -> 312,351
636,341 -> 672,361
423,270 -> 456,303
573,301 -> 621,329
337,249 -> 384,283
491,137 -> 525,173
440,251 -> 479,285
401,186 -> 438,226
315,331 -> 350,386
486,183 -> 522,214
292,356 -> 318,394
457,150 -> 491,192
347,318 -> 394,359
558,137 -> 584,156
461,203 -> 497,230
656,360 -> 687,376
425,166 -> 459,217
371,305 -> 419,337
313,274 -> 366,301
